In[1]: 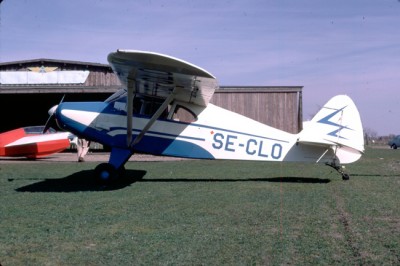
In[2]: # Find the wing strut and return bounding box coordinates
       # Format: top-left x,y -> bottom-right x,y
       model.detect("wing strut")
316,148 -> 330,163
126,79 -> 135,146
130,89 -> 176,147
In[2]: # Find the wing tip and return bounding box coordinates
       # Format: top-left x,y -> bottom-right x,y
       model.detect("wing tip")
109,49 -> 217,79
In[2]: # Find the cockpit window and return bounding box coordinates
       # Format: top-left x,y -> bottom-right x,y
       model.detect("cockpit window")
24,126 -> 56,134
109,89 -> 197,122
168,104 -> 197,123
105,88 -> 127,103
133,96 -> 168,118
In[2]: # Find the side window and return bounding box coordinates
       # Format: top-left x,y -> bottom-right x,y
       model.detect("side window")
113,96 -> 127,112
170,105 -> 197,123
132,96 -> 168,118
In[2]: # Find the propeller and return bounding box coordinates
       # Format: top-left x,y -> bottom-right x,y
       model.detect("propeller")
42,95 -> 65,134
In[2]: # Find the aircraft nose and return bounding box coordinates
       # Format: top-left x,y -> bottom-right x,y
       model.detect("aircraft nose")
48,105 -> 58,116
55,102 -> 108,133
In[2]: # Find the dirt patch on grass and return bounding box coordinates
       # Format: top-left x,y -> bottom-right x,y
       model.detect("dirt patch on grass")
332,186 -> 365,264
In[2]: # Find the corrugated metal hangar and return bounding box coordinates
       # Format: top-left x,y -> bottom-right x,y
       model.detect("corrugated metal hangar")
0,59 -> 303,134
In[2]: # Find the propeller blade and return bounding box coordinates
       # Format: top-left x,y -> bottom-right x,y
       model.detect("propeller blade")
42,113 -> 55,134
42,95 -> 65,134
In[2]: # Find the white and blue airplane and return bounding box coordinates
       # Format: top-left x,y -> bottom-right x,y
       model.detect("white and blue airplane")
48,50 -> 364,181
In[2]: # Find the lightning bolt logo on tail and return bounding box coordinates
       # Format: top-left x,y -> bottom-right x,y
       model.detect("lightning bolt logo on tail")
317,106 -> 353,139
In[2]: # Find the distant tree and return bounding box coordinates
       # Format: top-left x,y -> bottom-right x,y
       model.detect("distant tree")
364,127 -> 378,139
364,127 -> 378,145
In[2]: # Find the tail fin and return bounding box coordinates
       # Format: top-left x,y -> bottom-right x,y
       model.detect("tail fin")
298,95 -> 364,164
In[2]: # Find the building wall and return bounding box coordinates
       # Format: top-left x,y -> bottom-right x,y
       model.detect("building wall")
0,59 -> 121,93
84,70 -> 121,87
1,60 -> 303,134
212,87 -> 302,133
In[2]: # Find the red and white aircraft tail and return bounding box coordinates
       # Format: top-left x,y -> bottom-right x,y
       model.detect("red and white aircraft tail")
0,126 -> 72,159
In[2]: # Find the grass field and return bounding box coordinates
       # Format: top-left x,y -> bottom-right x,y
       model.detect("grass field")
0,147 -> 399,265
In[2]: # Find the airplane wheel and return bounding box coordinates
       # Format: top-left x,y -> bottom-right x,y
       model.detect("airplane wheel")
342,173 -> 350,181
95,163 -> 117,183
118,165 -> 126,178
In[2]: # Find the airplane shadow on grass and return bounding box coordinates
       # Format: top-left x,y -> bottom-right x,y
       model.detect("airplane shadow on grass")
138,177 -> 331,184
15,171 -> 330,193
15,170 -> 147,192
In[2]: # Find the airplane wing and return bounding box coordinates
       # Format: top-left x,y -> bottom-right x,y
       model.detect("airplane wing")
107,50 -> 218,107
108,50 -> 219,147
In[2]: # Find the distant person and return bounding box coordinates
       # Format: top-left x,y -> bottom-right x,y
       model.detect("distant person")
77,138 -> 90,162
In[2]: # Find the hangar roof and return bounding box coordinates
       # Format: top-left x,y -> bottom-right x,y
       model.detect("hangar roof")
0,58 -> 120,94
0,58 -> 111,69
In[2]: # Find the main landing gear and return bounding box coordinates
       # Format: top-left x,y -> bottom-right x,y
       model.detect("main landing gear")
94,148 -> 133,183
94,163 -> 126,183
326,160 -> 350,180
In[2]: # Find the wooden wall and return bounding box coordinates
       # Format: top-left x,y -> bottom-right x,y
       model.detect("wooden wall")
211,87 -> 302,133
84,69 -> 121,87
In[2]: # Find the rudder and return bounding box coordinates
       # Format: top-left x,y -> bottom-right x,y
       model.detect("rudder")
298,95 -> 364,164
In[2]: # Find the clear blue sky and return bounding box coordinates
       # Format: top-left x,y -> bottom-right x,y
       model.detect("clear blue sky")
1,0 -> 399,136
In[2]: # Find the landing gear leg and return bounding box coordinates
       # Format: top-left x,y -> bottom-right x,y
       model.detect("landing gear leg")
326,160 -> 350,180
94,148 -> 133,183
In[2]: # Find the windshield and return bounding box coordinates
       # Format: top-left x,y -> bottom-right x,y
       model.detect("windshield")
24,126 -> 56,134
105,88 -> 127,103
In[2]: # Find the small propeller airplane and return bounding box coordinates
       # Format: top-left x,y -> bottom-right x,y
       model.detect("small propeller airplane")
0,126 -> 73,159
47,50 -> 364,182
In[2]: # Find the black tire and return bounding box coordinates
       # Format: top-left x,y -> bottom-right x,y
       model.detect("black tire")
94,163 -> 117,183
342,173 -> 350,181
118,165 -> 126,178
392,144 -> 397,149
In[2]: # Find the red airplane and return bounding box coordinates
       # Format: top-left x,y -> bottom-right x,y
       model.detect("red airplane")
0,126 -> 73,159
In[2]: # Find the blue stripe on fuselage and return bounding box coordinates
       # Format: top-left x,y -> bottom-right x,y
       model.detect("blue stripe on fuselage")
56,101 -> 287,159
81,102 -> 289,144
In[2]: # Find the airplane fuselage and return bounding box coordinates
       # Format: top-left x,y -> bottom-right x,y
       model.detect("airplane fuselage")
50,50 -> 364,181
0,127 -> 71,159
56,98 -> 336,164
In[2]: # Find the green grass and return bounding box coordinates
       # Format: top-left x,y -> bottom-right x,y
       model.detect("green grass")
0,148 -> 399,265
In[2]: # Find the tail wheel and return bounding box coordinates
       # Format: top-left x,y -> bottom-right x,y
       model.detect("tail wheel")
94,163 -> 117,183
342,173 -> 350,181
